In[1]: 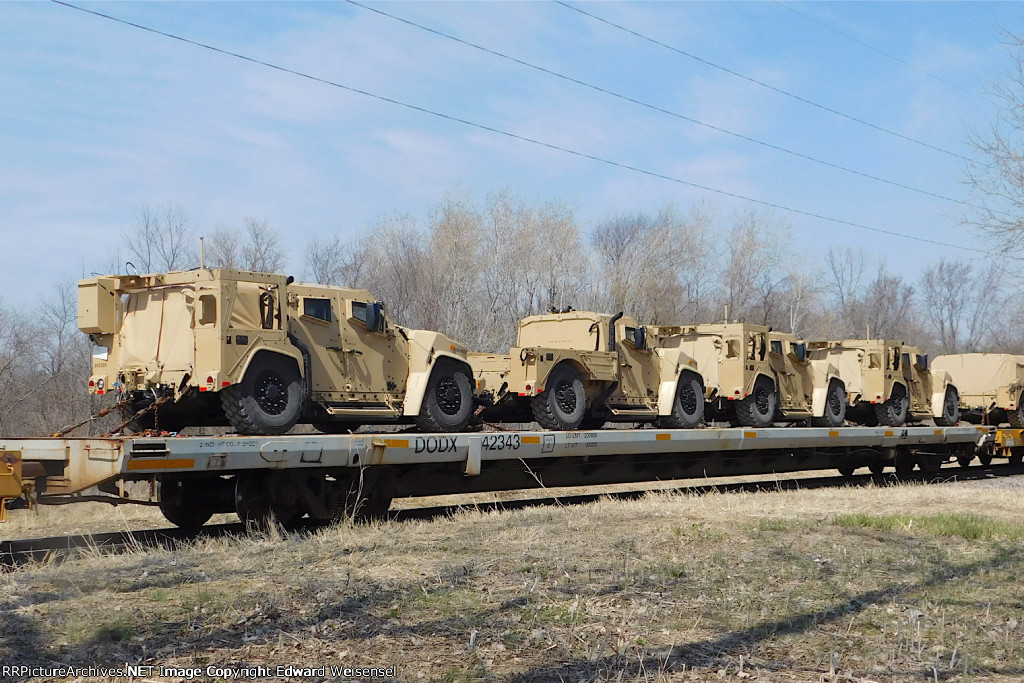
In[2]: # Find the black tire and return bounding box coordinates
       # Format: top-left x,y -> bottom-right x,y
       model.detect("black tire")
158,478 -> 214,529
812,380 -> 847,428
222,354 -> 303,435
1007,397 -> 1024,428
414,360 -> 473,432
578,412 -> 607,430
660,371 -> 705,429
531,364 -> 586,430
934,386 -> 961,426
122,398 -> 156,434
734,376 -> 776,428
874,384 -> 909,427
957,452 -> 974,468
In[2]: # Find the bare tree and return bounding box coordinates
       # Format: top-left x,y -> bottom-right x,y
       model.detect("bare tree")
241,218 -> 286,272
124,203 -> 196,273
919,259 -> 1004,353
965,31 -> 1024,254
206,228 -> 242,269
304,235 -> 364,286
718,210 -> 789,326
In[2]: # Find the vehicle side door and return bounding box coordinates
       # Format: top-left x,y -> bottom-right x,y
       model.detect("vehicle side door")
338,298 -> 407,397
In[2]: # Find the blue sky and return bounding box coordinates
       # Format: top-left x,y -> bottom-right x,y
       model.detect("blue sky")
2,1 -> 1022,309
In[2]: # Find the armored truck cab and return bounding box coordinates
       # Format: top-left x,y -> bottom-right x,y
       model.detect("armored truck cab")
78,269 -> 474,435
818,340 -> 959,427
471,310 -> 704,430
931,353 -> 1024,426
650,323 -> 846,428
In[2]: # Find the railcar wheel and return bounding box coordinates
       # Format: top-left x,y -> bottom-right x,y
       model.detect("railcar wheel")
868,460 -> 886,475
812,380 -> 847,428
158,477 -> 214,529
235,472 -> 299,529
222,354 -> 303,435
893,449 -> 916,478
1010,448 -> 1024,467
837,463 -> 857,477
918,455 -> 942,476
979,452 -> 994,467
660,371 -> 705,429
957,452 -> 974,468
531,364 -> 586,430
874,384 -> 909,427
734,376 -> 776,428
934,386 -> 961,426
414,360 -> 473,432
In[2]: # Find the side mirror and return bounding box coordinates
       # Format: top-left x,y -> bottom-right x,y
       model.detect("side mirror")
365,302 -> 384,332
793,342 -> 807,363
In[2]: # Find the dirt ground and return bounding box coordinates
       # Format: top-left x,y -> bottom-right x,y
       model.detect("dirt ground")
1,473 -> 1022,682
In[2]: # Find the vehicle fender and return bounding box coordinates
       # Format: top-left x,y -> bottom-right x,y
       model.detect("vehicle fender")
745,370 -> 776,396
402,329 -> 470,416
655,348 -> 701,416
808,359 -> 840,418
930,370 -> 953,417
232,345 -> 305,385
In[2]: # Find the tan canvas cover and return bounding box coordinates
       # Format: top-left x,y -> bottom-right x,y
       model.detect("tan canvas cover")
518,317 -> 601,350
118,287 -> 195,372
932,353 -> 1024,401
230,282 -> 267,330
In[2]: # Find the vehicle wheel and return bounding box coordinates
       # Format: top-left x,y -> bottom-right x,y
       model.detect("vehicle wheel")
868,460 -> 886,475
934,386 -> 961,426
313,421 -> 362,434
893,449 -> 916,478
222,354 -> 303,435
734,376 -> 776,428
957,452 -> 974,468
414,360 -> 473,432
978,452 -> 994,467
235,472 -> 299,529
158,477 -> 214,529
1010,448 -> 1024,466
660,371 -> 705,429
531,364 -> 586,430
838,463 -> 857,477
1006,399 -> 1024,428
812,380 -> 847,428
874,384 -> 909,427
348,467 -> 396,522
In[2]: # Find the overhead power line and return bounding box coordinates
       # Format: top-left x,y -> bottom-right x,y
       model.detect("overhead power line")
555,1 -> 980,165
772,1 -> 986,102
50,0 -> 988,255
346,0 -> 982,212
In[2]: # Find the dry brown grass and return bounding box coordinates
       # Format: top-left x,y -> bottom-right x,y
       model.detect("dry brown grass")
1,477 -> 1023,682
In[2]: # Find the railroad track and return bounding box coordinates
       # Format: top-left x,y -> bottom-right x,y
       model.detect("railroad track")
2,463 -> 1019,571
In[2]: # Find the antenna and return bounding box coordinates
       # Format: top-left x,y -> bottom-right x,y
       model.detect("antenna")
199,236 -> 207,270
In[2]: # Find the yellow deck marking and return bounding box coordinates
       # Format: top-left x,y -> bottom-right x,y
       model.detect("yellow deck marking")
521,436 -> 541,444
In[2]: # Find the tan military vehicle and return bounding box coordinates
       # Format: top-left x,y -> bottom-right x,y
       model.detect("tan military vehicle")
651,323 -> 848,428
471,310 -> 706,430
78,268 -> 474,435
931,353 -> 1024,426
817,340 -> 959,427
